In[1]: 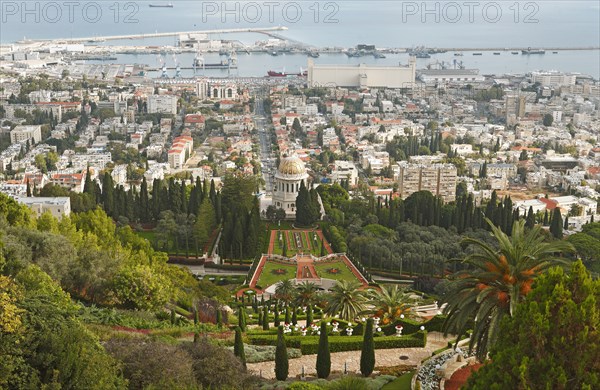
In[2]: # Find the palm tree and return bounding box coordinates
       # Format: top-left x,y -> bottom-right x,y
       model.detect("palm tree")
275,279 -> 296,305
366,285 -> 413,325
325,280 -> 366,322
442,219 -> 574,360
294,281 -> 318,308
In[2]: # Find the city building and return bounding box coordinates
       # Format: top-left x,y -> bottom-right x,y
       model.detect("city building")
331,160 -> 359,186
10,125 -> 42,144
167,136 -> 193,169
307,57 -> 416,89
196,80 -> 238,100
396,162 -> 457,202
272,155 -> 309,218
147,95 -> 178,114
16,196 -> 71,219
531,71 -> 577,87
417,69 -> 485,84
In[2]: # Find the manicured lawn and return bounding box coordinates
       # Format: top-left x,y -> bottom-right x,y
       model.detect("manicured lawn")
381,371 -> 414,390
273,231 -> 299,257
314,259 -> 361,284
271,230 -> 326,258
256,260 -> 296,288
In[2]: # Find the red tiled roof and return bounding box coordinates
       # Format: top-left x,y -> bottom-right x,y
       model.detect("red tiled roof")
539,198 -> 557,210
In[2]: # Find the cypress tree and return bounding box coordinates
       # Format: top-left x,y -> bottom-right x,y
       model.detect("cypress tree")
564,215 -> 569,230
543,210 -> 549,226
274,326 -> 289,381
292,307 -> 298,325
238,306 -> 247,332
26,180 -> 31,197
258,309 -> 263,326
285,306 -> 291,324
234,326 -> 246,368
526,206 -> 535,228
360,318 -> 375,377
316,321 -> 331,378
306,305 -> 313,327
274,305 -> 280,327
550,209 -> 563,239
216,308 -> 223,328
262,306 -> 270,330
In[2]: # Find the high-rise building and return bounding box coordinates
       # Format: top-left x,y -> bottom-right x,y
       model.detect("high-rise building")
396,162 -> 457,202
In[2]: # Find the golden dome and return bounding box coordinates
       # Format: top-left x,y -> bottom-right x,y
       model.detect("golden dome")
277,155 -> 306,176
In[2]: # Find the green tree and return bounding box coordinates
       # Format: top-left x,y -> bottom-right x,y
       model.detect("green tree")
113,265 -> 171,310
234,326 -> 247,368
274,326 -> 289,381
543,113 -> 554,127
216,307 -> 223,328
465,261 -> 599,389
238,306 -> 247,332
275,279 -> 295,305
273,305 -> 280,327
360,318 -> 375,377
316,321 -> 331,378
550,208 -> 563,239
367,284 -> 412,325
296,180 -> 315,226
325,280 -> 366,321
442,219 -> 574,360
306,304 -> 313,327
262,305 -> 269,330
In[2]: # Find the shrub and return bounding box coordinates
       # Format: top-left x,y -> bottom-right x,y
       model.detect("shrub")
326,375 -> 368,390
275,326 -> 289,381
287,382 -> 324,390
247,333 -> 426,354
182,339 -> 257,389
105,339 -> 196,389
360,319 -> 375,377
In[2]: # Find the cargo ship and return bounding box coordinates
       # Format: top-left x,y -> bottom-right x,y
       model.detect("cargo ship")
194,58 -> 237,69
522,48 -> 545,54
149,3 -> 173,7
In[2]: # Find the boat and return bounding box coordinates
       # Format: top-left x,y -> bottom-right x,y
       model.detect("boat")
493,52 -> 501,55
373,52 -> 386,59
473,52 -> 483,56
269,51 -> 279,56
511,51 -> 519,55
522,48 -> 546,54
267,70 -> 307,77
194,58 -> 237,69
414,52 -> 431,58
454,53 -> 463,56
553,51 -> 558,54
149,3 -> 173,7
307,51 -> 320,58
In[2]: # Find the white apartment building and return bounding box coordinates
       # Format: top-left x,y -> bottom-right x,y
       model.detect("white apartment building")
10,125 -> 42,144
331,160 -> 359,186
531,71 -> 577,87
16,197 -> 71,219
396,162 -> 457,202
167,136 -> 193,169
147,95 -> 178,114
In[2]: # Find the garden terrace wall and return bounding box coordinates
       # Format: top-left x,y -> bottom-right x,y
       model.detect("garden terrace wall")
247,332 -> 426,354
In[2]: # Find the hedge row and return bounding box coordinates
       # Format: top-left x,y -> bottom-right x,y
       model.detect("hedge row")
321,222 -> 347,253
380,315 -> 447,336
248,332 -> 426,354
